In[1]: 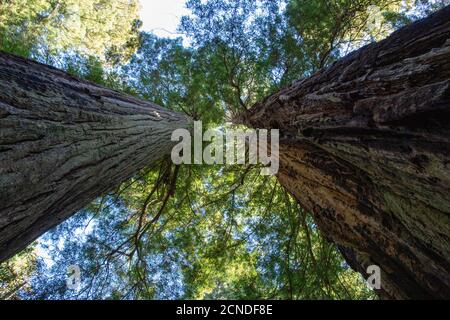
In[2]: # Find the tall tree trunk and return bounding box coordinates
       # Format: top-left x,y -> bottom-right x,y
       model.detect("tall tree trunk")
240,7 -> 450,299
0,52 -> 190,263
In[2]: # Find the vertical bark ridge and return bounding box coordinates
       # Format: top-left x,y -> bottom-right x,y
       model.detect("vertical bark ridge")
0,52 -> 191,262
240,6 -> 450,299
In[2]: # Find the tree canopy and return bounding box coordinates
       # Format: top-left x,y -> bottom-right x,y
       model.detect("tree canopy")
0,0 -> 141,62
0,0 -> 448,300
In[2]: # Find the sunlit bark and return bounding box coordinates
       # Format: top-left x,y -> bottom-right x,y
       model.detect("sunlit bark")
241,6 -> 450,299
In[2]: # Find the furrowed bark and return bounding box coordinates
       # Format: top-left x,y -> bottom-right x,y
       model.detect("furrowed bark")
0,52 -> 190,263
240,7 -> 450,299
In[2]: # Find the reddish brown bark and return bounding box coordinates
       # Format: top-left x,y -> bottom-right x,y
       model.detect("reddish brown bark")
240,6 -> 450,299
0,52 -> 190,263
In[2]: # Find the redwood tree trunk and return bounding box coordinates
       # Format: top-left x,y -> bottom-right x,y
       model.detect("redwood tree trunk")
0,52 -> 190,263
241,7 -> 450,299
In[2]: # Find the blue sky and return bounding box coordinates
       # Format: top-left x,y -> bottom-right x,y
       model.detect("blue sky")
139,0 -> 188,38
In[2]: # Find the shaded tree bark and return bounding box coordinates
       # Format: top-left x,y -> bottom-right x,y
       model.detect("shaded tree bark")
0,52 -> 190,263
240,7 -> 450,299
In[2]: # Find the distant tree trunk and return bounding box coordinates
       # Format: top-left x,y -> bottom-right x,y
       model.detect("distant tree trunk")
0,52 -> 190,263
240,7 -> 450,299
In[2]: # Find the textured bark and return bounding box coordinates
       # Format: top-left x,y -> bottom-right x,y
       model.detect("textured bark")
0,52 -> 190,263
240,7 -> 450,299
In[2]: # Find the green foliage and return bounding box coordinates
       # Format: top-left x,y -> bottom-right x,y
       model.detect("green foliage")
179,0 -> 308,116
0,0 -> 141,62
286,0 -> 417,69
123,34 -> 226,125
1,0 -> 443,300
0,247 -> 37,300
19,162 -> 374,299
